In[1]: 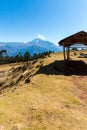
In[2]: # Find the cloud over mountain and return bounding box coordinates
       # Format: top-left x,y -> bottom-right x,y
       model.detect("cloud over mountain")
37,34 -> 45,40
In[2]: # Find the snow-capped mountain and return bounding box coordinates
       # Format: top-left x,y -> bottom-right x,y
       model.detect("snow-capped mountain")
0,38 -> 62,56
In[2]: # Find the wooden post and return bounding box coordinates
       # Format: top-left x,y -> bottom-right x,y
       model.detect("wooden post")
63,45 -> 66,60
67,46 -> 70,60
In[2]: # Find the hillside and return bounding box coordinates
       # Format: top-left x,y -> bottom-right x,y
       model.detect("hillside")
0,51 -> 87,130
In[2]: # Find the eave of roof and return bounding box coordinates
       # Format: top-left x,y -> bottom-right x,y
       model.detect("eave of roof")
58,31 -> 87,47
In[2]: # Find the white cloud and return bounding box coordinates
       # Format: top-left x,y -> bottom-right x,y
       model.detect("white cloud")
38,34 -> 45,40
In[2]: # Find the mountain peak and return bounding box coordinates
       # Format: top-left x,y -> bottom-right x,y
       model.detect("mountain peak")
32,38 -> 43,42
37,34 -> 45,40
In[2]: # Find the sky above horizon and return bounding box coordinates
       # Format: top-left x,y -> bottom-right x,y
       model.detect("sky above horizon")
0,0 -> 87,44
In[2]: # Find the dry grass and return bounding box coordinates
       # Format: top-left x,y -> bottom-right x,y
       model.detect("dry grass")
0,51 -> 87,130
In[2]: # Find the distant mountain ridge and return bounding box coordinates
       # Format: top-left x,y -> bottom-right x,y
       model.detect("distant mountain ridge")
0,38 -> 62,56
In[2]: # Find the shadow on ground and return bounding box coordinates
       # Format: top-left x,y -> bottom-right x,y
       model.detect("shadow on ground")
36,60 -> 87,76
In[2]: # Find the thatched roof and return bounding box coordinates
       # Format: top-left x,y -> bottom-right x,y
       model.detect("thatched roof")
58,31 -> 87,47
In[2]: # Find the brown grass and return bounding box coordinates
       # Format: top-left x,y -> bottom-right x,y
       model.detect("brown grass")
0,51 -> 87,130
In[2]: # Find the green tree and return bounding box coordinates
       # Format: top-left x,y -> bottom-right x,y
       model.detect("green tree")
24,52 -> 31,64
0,50 -> 7,58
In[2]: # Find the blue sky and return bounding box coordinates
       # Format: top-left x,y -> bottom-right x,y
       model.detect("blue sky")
0,0 -> 87,44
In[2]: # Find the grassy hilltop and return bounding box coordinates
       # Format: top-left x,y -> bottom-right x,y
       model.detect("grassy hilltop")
0,51 -> 87,130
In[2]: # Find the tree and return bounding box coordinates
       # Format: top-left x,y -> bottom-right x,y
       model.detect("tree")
24,52 -> 30,64
0,50 -> 7,58
14,52 -> 24,62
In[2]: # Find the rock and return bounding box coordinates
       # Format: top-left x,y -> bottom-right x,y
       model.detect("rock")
25,78 -> 30,83
0,125 -> 4,130
22,70 -> 29,77
12,126 -> 18,130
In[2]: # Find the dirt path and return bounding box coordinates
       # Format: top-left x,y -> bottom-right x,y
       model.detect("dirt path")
72,76 -> 87,105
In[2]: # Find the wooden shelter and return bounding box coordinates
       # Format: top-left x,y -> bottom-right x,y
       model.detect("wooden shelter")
58,31 -> 87,60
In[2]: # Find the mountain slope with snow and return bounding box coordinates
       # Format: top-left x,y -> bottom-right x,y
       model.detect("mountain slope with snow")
0,38 -> 62,56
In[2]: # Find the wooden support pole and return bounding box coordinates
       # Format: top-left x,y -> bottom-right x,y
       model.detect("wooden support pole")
67,46 -> 70,60
63,45 -> 66,60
